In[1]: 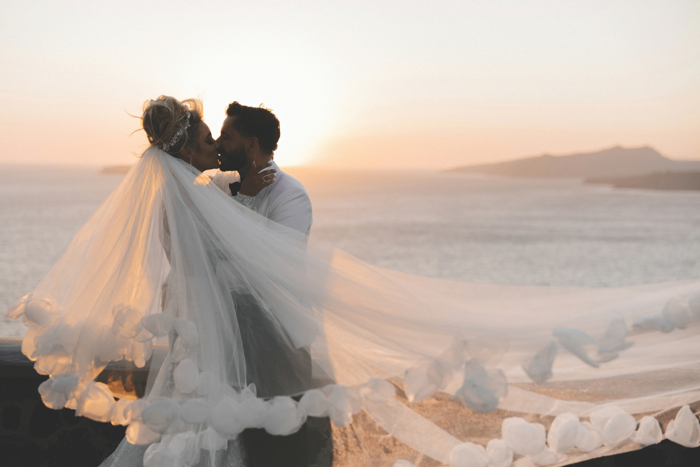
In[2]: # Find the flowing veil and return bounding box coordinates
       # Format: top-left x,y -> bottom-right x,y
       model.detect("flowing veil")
7,146 -> 700,466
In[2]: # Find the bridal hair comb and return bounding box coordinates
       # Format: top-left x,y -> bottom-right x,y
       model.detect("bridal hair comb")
159,107 -> 192,152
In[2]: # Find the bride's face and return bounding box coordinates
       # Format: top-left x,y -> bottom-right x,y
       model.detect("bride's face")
187,123 -> 220,172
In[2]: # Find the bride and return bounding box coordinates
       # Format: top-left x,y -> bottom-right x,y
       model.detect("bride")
7,96 -> 700,467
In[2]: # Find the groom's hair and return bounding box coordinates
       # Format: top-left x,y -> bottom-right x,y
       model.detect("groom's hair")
226,102 -> 280,155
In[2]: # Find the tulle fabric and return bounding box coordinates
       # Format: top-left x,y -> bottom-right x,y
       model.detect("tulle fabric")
7,146 -> 700,467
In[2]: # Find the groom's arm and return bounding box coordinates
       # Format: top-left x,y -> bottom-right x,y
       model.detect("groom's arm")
268,188 -> 313,236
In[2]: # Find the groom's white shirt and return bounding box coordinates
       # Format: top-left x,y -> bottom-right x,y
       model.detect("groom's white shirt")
213,161 -> 313,235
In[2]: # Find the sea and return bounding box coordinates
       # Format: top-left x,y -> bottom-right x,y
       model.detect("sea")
2,164 -> 700,338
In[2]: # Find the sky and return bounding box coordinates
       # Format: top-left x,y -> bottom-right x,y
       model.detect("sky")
1,0 -> 699,169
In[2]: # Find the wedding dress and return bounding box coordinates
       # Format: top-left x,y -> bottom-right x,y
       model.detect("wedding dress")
7,146 -> 700,467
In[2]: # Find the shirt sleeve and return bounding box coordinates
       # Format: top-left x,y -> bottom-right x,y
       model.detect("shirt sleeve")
210,171 -> 240,196
268,188 -> 313,236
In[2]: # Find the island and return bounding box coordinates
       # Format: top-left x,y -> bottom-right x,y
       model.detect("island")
447,146 -> 700,180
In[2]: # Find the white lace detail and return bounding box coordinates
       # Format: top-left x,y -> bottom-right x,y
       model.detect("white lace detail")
233,193 -> 255,208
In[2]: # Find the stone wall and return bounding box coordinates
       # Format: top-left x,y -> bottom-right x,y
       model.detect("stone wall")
0,338 -> 126,467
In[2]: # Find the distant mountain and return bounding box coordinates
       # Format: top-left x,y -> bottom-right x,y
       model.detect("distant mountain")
447,146 -> 700,179
586,171 -> 700,191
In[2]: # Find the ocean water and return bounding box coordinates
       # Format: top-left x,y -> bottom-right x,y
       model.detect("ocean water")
2,164 -> 700,337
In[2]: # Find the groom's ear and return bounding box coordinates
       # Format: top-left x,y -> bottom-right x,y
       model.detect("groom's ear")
247,136 -> 260,153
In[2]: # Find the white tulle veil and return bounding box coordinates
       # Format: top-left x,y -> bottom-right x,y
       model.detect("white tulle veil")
7,146 -> 700,466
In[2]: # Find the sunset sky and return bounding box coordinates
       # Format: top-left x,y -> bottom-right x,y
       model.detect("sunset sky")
1,0 -> 698,169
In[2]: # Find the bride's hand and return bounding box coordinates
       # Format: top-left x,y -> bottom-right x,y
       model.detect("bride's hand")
239,160 -> 276,196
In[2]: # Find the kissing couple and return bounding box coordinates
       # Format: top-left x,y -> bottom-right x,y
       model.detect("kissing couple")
101,96 -> 323,466
10,95 -> 700,467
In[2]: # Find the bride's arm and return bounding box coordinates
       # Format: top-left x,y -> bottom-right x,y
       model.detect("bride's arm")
233,161 -> 276,206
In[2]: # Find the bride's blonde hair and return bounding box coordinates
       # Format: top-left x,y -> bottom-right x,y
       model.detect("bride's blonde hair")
141,96 -> 204,155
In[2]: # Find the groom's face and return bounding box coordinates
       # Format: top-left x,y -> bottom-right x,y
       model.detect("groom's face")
217,116 -> 249,172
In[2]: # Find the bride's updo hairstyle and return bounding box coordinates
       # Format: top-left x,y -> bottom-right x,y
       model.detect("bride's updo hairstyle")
141,96 -> 204,156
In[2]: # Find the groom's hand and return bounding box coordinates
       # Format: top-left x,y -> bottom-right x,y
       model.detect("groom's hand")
239,160 -> 276,197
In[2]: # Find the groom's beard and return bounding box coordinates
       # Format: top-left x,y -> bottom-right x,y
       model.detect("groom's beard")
218,145 -> 247,172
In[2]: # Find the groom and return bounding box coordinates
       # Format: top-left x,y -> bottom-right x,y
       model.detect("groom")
217,101 -> 312,236
216,102 -> 327,467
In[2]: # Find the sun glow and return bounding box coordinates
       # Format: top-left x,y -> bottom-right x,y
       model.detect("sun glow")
198,66 -> 341,167
1,0 -> 699,168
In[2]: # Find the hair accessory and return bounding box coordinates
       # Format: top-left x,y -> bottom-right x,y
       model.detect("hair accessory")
159,107 -> 192,152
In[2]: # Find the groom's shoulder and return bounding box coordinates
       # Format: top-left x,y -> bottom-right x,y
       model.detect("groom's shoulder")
274,169 -> 309,198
